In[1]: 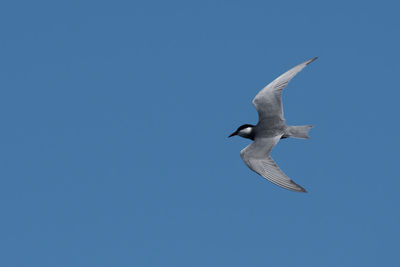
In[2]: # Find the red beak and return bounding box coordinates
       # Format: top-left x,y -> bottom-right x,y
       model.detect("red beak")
228,131 -> 237,138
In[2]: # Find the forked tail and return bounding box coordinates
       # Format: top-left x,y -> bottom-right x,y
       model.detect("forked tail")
286,125 -> 313,139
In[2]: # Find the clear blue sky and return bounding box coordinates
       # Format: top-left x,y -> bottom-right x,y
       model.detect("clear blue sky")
1,0 -> 399,266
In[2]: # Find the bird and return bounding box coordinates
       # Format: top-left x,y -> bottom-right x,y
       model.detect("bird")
228,57 -> 317,192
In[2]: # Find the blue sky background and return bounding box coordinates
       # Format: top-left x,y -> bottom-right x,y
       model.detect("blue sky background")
1,0 -> 399,266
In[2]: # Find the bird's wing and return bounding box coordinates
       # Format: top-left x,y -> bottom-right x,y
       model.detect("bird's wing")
240,136 -> 306,192
252,57 -> 317,122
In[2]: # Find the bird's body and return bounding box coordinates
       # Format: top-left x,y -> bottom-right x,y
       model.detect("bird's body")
229,57 -> 317,192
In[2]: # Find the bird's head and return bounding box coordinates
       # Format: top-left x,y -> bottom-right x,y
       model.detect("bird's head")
228,124 -> 255,140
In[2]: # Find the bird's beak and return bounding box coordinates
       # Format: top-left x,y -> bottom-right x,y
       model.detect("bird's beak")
228,131 -> 237,138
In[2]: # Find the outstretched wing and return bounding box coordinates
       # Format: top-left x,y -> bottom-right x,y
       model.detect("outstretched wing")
240,136 -> 307,192
252,57 -> 317,122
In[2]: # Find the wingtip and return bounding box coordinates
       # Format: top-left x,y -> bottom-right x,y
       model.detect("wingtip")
296,186 -> 307,193
297,186 -> 308,193
306,57 -> 318,65
290,180 -> 307,193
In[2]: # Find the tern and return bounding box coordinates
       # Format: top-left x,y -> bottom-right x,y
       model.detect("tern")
228,57 -> 317,192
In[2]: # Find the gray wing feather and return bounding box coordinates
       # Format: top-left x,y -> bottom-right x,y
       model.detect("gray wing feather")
240,136 -> 306,192
252,57 -> 317,121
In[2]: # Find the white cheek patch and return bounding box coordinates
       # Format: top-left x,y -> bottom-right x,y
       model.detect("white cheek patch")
241,127 -> 252,134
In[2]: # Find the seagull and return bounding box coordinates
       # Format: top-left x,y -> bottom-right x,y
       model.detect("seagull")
228,57 -> 317,192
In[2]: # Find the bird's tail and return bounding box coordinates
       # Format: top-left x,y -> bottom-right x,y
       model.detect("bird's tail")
286,125 -> 313,139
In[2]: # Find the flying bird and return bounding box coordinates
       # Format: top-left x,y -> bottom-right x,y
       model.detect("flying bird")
228,57 -> 317,192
